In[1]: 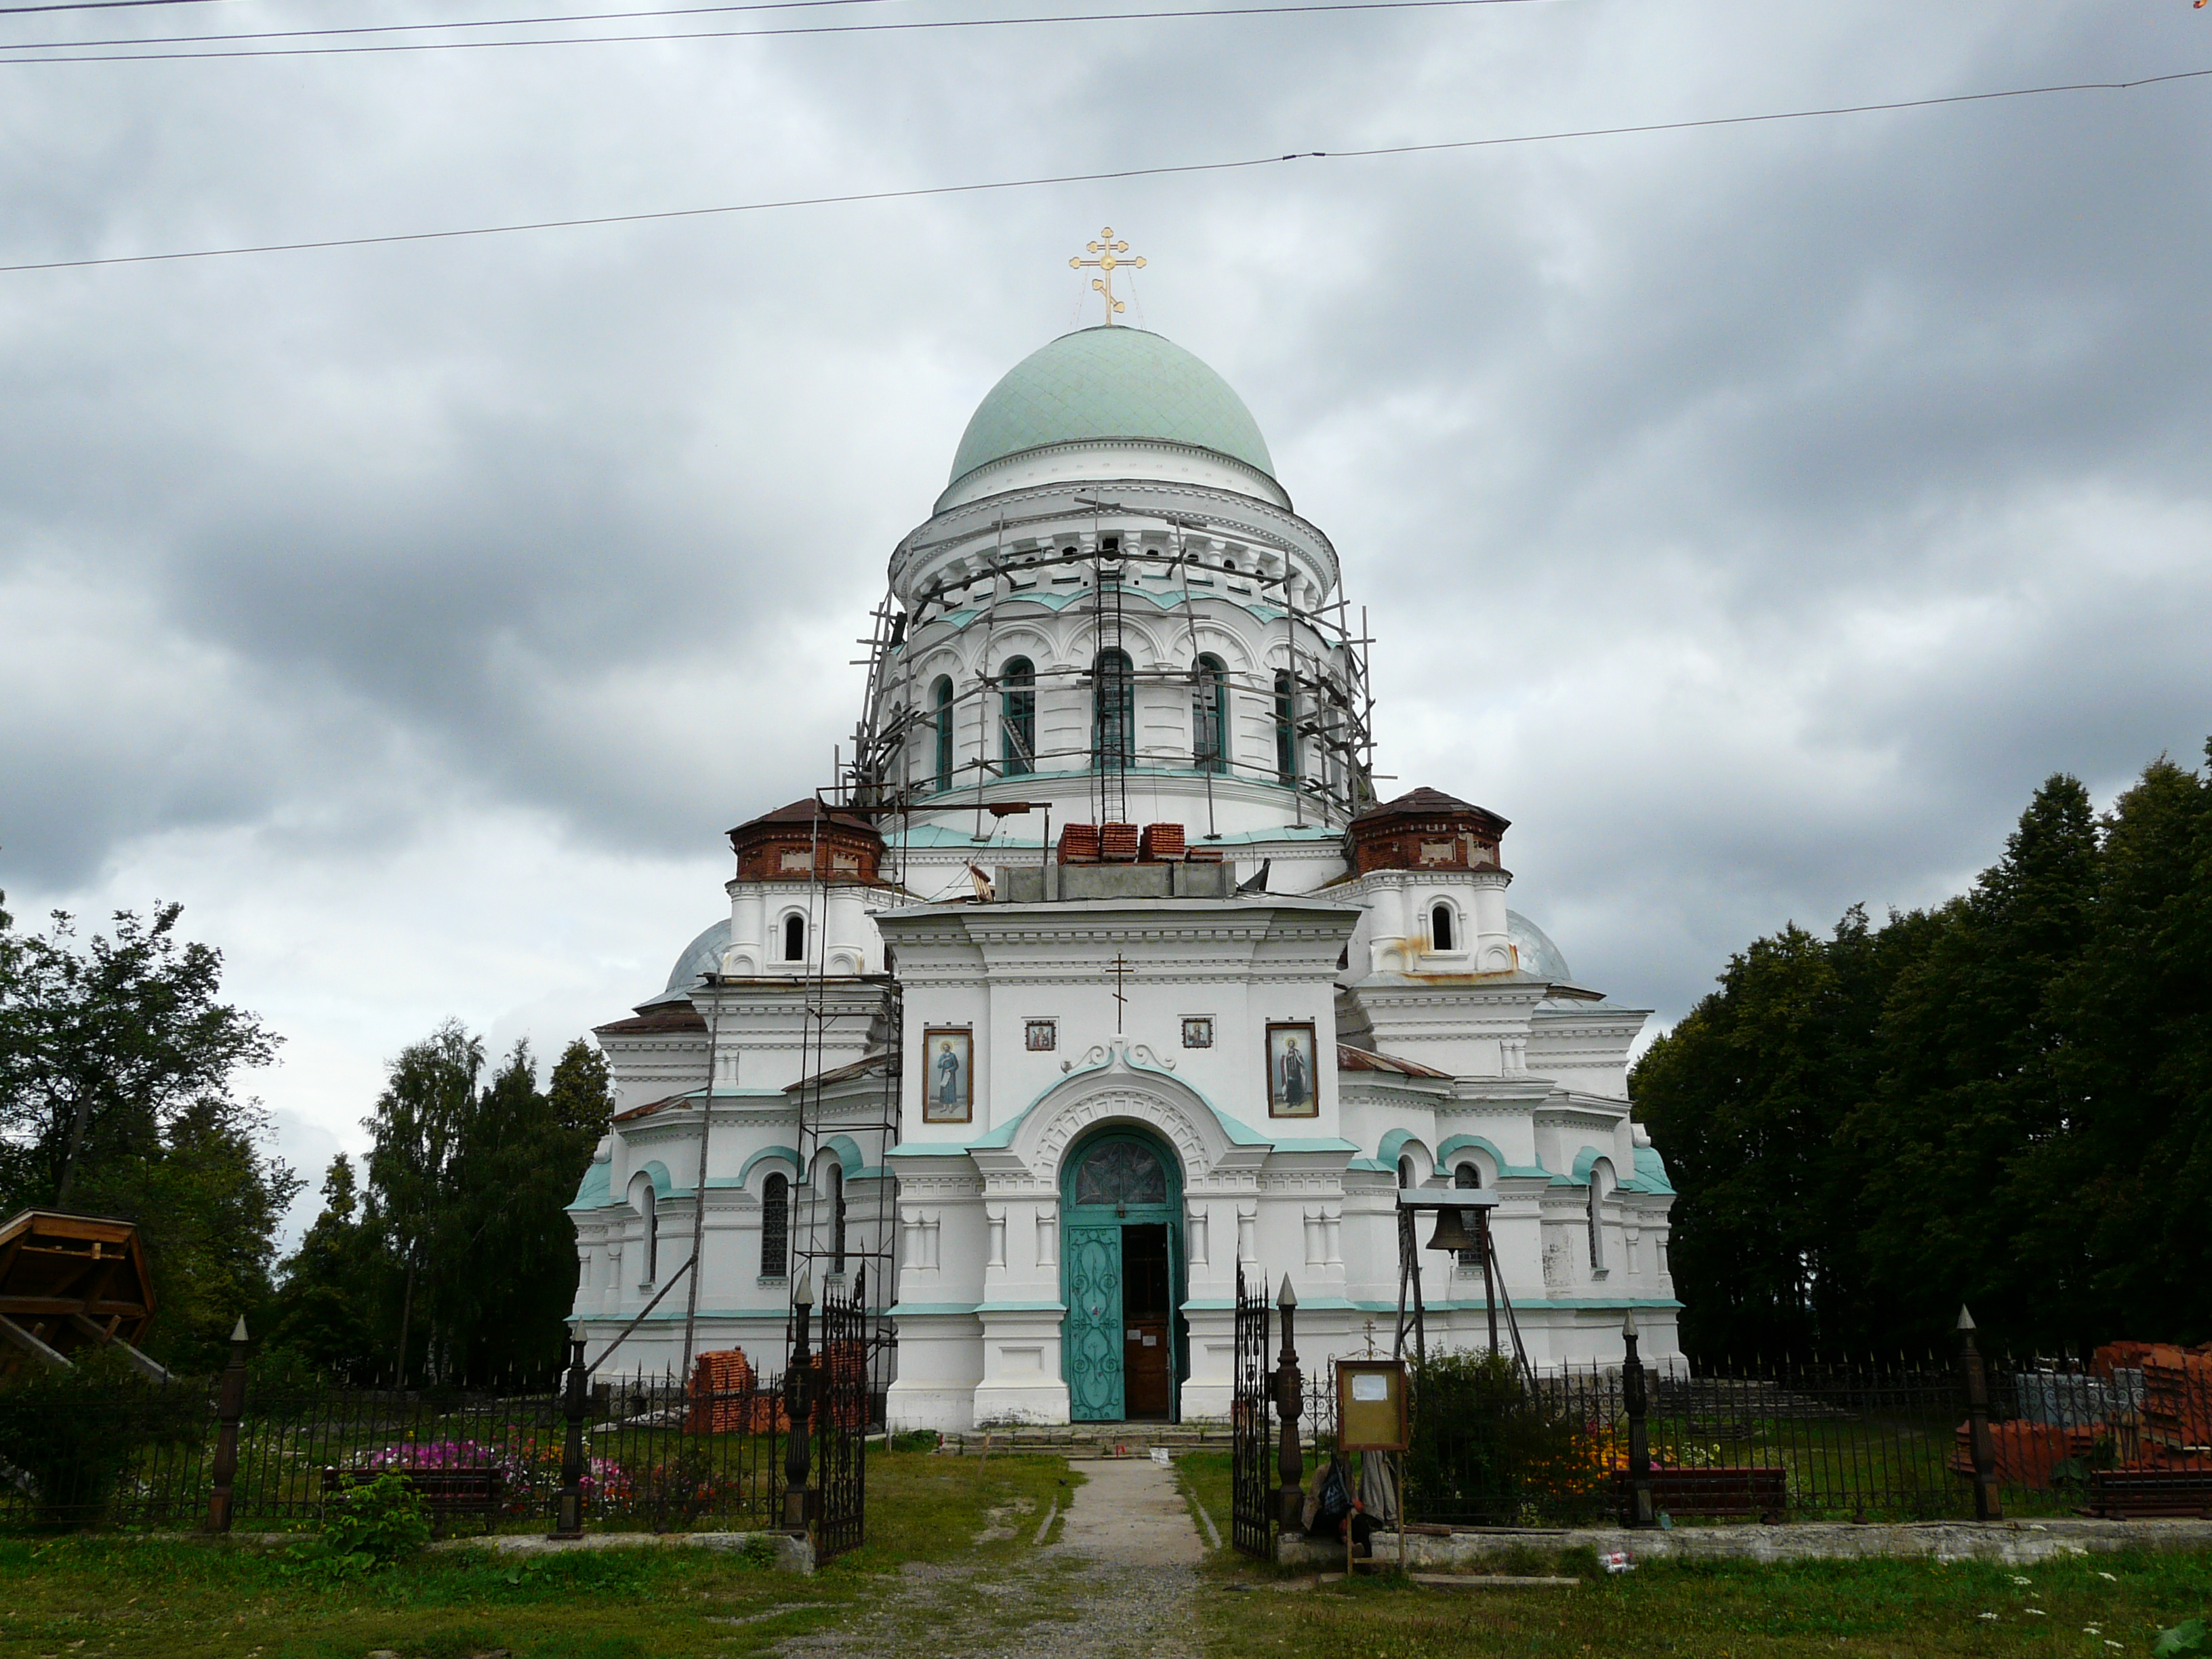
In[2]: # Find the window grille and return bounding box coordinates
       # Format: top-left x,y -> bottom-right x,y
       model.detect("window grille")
932,675 -> 954,792
760,1172 -> 789,1278
1002,657 -> 1036,776
1193,653 -> 1228,774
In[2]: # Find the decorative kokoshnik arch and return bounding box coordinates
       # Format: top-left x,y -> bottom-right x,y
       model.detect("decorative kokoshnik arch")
991,1038 -> 1245,1189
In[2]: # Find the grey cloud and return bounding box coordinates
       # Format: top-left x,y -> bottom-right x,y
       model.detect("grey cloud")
2,0 -> 2207,1092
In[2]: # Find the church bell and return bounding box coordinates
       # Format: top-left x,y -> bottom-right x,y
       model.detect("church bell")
1423,1207 -> 1480,1254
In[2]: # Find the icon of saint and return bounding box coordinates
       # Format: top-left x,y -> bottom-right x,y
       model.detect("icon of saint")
1277,1035 -> 1309,1110
936,1038 -> 962,1109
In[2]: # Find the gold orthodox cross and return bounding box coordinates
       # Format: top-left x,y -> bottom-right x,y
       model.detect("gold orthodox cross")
1071,228 -> 1146,325
1109,951 -> 1132,1032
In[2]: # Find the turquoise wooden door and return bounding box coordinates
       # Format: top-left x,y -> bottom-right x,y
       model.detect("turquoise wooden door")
1064,1225 -> 1124,1421
1061,1130 -> 1183,1423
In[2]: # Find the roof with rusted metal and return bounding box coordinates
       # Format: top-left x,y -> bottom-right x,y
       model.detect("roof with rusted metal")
596,1007 -> 708,1036
1335,1044 -> 1454,1079
1350,786 -> 1511,834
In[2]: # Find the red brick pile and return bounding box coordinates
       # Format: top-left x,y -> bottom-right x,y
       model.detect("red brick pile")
1950,1340 -> 2212,1481
2096,1342 -> 2212,1468
1056,821 -> 1222,865
685,1348 -> 787,1435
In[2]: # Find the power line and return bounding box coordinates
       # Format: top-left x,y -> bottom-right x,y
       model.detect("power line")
6,0 -> 916,52
0,0 -> 226,12
4,66 -> 2205,275
2,0 -> 1542,62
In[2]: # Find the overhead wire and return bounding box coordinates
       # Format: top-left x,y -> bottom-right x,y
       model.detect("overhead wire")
1,0 -> 1549,62
0,0 -> 228,14
3,65 -> 2206,275
5,0 -> 922,52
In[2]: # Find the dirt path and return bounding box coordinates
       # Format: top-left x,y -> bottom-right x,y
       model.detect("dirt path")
775,1457 -> 1206,1658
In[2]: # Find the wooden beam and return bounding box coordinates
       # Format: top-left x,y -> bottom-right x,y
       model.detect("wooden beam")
0,1313 -> 72,1372
66,1314 -> 173,1383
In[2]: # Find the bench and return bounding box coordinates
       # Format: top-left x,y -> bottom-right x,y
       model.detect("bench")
2086,1469 -> 2212,1519
1616,1467 -> 1788,1523
321,1466 -> 506,1535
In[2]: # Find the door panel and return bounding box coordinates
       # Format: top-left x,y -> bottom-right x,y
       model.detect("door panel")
1065,1225 -> 1124,1421
1121,1223 -> 1172,1420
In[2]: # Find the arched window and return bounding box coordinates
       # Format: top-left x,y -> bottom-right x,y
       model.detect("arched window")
931,675 -> 954,792
1432,903 -> 1455,953
633,1177 -> 658,1285
1001,657 -> 1036,776
828,1161 -> 848,1274
1192,653 -> 1228,774
1093,649 -> 1134,769
1397,1155 -> 1414,1190
782,912 -> 806,964
1587,1162 -> 1609,1275
760,1172 -> 789,1279
1454,1162 -> 1482,1268
1273,670 -> 1298,784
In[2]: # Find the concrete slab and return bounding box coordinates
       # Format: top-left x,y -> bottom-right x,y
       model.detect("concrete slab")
1279,1516 -> 2212,1570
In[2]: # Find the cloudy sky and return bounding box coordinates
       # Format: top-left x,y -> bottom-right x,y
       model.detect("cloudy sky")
3,0 -> 2208,1238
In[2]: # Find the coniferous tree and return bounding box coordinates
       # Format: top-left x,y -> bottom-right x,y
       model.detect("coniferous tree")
1843,774 -> 2102,1348
264,1155 -> 388,1378
344,1027 -> 611,1382
1635,749 -> 2212,1358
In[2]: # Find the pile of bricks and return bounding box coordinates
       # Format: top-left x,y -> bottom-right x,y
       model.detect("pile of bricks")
2097,1342 -> 2212,1466
1057,821 -> 1223,865
685,1347 -> 787,1435
1950,1419 -> 2096,1486
818,1338 -> 872,1429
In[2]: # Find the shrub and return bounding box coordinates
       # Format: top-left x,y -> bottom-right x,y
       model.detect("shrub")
0,1351 -> 207,1526
304,1469 -> 429,1573
1404,1349 -> 1605,1527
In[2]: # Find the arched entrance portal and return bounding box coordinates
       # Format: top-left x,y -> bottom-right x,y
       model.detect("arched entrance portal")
1061,1127 -> 1185,1422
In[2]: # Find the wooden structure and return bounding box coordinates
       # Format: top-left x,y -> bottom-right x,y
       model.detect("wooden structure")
0,1209 -> 169,1380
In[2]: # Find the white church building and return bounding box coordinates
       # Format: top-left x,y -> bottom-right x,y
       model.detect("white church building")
567,298 -> 1682,1429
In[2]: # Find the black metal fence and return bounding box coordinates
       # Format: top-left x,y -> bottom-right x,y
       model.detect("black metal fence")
1229,1267 -> 1274,1558
1270,1332 -> 2212,1534
0,1358 -> 798,1534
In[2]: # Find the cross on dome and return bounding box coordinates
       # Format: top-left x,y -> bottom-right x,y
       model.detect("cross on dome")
1069,227 -> 1146,324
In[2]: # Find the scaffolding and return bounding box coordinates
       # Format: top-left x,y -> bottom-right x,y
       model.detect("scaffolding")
842,531 -> 1380,834
786,797 -> 901,1421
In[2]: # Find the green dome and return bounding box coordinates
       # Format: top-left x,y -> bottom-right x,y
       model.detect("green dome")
946,326 -> 1275,489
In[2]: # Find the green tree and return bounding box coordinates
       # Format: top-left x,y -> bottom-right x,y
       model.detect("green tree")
1639,752 -> 2212,1359
264,1155 -> 389,1380
2016,751 -> 2212,1343
352,1027 -> 609,1382
1843,774 -> 2102,1349
443,1040 -> 609,1379
1631,907 -> 1937,1358
0,896 -> 298,1369
363,1020 -> 482,1385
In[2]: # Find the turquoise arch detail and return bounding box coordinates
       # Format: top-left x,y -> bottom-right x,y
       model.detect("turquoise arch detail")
738,1145 -> 801,1185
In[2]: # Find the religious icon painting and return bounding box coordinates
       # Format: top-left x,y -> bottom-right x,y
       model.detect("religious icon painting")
923,1027 -> 973,1122
1265,1021 -> 1318,1118
1025,1019 -> 1057,1052
1181,1016 -> 1214,1050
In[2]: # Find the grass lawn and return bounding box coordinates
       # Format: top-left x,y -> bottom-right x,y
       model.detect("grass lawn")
0,1449 -> 1071,1659
1174,1452 -> 2212,1657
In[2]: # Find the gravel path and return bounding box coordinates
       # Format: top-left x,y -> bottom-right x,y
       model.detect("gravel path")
775,1458 -> 1206,1658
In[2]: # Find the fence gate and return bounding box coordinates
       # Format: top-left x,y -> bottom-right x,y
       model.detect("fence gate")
1230,1265 -> 1274,1559
812,1266 -> 870,1561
